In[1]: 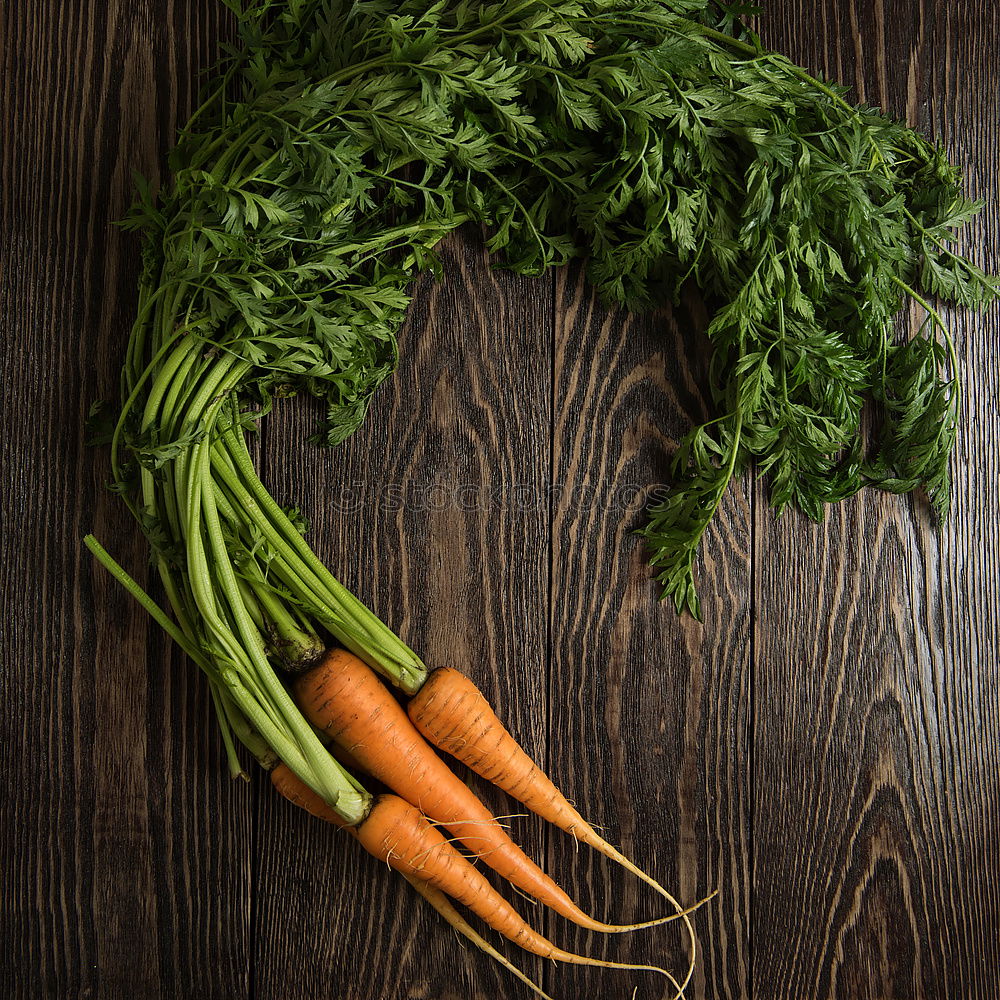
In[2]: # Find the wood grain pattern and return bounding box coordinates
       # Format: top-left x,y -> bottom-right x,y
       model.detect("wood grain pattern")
0,3 -> 250,998
753,4 -> 1000,999
543,278 -> 751,1000
1,2 -> 998,999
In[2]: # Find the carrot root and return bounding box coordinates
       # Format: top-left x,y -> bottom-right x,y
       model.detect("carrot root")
408,667 -> 676,897
272,766 -> 557,997
271,760 -> 353,828
273,769 -> 681,983
293,650 -> 677,934
407,666 -> 715,996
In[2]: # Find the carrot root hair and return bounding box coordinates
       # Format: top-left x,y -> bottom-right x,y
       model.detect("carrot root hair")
401,872 -> 557,1000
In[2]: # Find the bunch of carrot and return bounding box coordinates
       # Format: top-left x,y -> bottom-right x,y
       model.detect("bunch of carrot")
83,0 -> 997,988
85,344 -> 703,992
87,528 -> 702,998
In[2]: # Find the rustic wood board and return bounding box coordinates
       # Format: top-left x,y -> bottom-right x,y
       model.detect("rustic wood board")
2,3 -> 997,999
755,4 -> 1000,998
0,2 -> 250,998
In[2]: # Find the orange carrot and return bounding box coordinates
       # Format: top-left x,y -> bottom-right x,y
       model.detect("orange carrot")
272,768 -> 671,982
292,650 -> 670,934
326,738 -> 372,779
408,667 -> 667,894
408,665 -> 711,996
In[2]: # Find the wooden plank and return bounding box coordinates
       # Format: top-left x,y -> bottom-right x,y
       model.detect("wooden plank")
752,4 -> 1000,998
253,229 -> 553,1000
545,275 -> 752,999
0,2 -> 250,997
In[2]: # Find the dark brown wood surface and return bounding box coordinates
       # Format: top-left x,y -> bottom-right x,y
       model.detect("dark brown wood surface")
2,3 -> 997,999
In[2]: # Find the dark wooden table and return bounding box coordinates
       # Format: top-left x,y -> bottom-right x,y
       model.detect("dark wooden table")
3,3 -> 998,998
